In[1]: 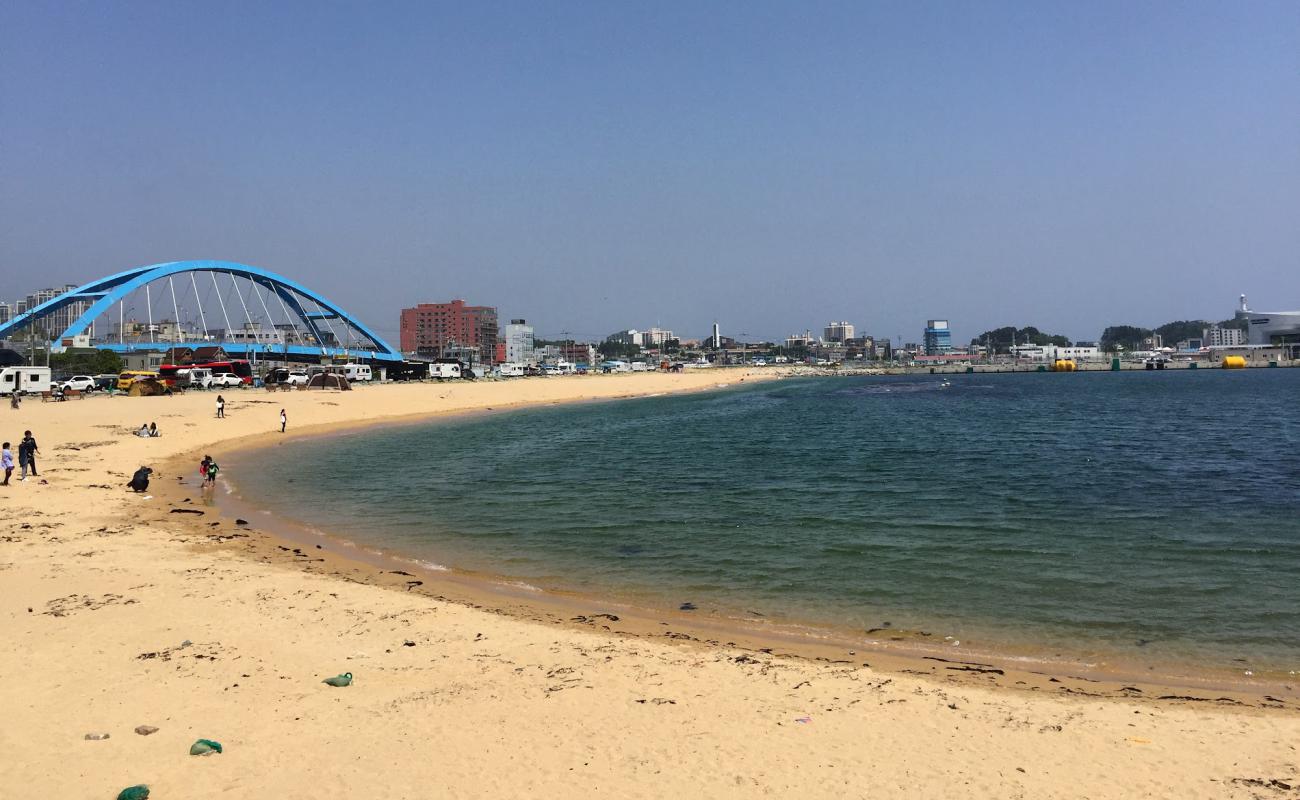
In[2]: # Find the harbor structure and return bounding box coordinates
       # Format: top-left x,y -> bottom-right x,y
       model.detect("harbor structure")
923,320 -> 952,355
1236,294 -> 1300,358
1010,344 -> 1103,362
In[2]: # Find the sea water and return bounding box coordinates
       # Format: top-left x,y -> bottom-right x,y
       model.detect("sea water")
236,370 -> 1300,675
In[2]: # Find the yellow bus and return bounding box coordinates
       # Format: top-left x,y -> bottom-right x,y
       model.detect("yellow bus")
117,370 -> 159,391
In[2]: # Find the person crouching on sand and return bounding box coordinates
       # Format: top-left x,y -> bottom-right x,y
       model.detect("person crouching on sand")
2,442 -> 12,486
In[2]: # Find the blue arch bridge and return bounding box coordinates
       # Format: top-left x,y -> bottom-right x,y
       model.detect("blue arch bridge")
0,260 -> 402,364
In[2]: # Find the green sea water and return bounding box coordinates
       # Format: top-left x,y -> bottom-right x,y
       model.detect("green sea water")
234,370 -> 1300,675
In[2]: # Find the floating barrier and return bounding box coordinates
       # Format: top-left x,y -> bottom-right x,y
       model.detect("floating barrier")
1222,355 -> 1247,369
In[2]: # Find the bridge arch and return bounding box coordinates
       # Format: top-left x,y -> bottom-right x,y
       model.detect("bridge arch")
0,260 -> 401,362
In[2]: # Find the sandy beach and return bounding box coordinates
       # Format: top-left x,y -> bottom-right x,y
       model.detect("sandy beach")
2,372 -> 1297,799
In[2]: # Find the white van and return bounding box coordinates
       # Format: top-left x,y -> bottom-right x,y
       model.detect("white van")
177,367 -> 213,389
341,363 -> 372,382
429,362 -> 462,379
496,362 -> 524,378
0,366 -> 53,396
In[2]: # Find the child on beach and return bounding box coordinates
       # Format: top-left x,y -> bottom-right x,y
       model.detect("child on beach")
280,408 -> 287,433
2,442 -> 12,485
19,430 -> 38,481
205,457 -> 219,486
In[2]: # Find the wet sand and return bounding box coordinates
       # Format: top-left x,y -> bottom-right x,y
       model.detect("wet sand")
2,373 -> 1297,798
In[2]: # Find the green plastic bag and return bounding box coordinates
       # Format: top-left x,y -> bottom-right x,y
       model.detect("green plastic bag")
323,672 -> 353,687
117,786 -> 150,800
190,738 -> 223,755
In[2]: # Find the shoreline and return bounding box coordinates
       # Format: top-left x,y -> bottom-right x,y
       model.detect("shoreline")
164,381 -> 1296,705
6,371 -> 1299,798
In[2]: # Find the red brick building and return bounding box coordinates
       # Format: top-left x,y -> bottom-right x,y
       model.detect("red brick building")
399,300 -> 499,364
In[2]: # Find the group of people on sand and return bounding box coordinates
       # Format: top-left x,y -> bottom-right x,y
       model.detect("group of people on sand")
198,454 -> 220,486
135,422 -> 160,438
1,430 -> 40,486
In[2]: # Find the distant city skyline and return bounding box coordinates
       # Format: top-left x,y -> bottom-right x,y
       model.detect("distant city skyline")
3,3 -> 1297,346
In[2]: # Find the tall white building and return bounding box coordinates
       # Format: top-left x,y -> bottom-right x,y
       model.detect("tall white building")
505,318 -> 535,364
13,284 -> 95,340
823,321 -> 854,343
640,327 -> 674,347
1203,325 -> 1245,347
711,321 -> 721,349
606,329 -> 642,347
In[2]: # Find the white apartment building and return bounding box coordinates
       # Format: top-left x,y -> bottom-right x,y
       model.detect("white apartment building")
1203,325 -> 1246,347
823,321 -> 854,343
505,318 -> 535,364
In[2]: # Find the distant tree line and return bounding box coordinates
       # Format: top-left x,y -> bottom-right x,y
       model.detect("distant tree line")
1099,316 -> 1248,352
49,349 -> 123,375
969,326 -> 1071,354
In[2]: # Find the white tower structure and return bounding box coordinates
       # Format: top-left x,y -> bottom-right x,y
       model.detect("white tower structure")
711,321 -> 721,349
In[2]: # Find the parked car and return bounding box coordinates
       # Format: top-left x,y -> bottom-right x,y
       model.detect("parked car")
61,375 -> 98,392
210,373 -> 245,388
286,370 -> 309,386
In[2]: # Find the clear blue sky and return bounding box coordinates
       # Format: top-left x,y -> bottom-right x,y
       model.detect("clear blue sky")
2,1 -> 1297,345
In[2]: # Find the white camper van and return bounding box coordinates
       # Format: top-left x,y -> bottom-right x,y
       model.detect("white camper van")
496,362 -> 525,378
0,366 -> 53,396
341,363 -> 372,382
177,367 -> 213,389
429,362 -> 462,379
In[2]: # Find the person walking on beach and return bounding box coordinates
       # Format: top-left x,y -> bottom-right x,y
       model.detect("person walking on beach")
279,408 -> 287,433
216,394 -> 226,419
19,430 -> 38,481
204,456 -> 219,486
2,442 -> 13,486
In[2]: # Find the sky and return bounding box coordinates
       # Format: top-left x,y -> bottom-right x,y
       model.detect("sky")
2,1 -> 1298,346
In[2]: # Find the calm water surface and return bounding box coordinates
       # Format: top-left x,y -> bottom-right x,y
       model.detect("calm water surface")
236,370 -> 1300,674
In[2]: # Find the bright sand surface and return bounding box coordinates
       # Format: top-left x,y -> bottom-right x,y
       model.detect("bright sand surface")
2,372 -> 1297,799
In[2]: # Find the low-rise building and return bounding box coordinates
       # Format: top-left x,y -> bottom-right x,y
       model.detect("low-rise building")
1010,344 -> 1103,362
